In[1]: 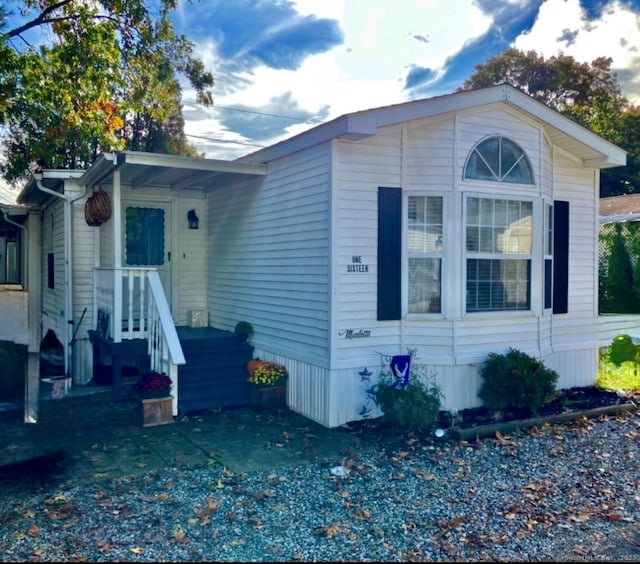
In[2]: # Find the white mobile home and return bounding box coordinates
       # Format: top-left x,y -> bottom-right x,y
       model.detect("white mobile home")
17,84 -> 626,427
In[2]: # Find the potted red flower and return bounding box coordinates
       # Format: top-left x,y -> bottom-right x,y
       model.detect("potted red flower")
134,371 -> 173,399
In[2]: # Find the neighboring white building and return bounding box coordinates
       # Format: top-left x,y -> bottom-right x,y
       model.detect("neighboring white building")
16,84 -> 627,427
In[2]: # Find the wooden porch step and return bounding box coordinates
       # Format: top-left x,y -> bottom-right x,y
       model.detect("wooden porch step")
175,326 -> 254,415
89,326 -> 255,414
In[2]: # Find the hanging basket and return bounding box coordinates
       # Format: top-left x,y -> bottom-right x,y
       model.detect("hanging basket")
85,188 -> 111,226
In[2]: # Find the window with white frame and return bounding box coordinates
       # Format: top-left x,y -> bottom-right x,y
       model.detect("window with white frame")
0,219 -> 20,284
464,136 -> 534,184
544,203 -> 553,309
408,195 -> 443,313
465,197 -> 532,312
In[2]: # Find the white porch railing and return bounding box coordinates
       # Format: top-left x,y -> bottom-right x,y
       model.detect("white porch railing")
147,271 -> 185,415
94,267 -> 185,415
95,267 -> 153,342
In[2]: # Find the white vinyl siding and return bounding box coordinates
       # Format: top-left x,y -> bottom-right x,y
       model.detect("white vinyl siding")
333,130 -> 403,363
0,289 -> 28,343
71,193 -> 98,383
42,201 -> 66,340
324,105 -> 602,422
207,144 -> 332,367
550,152 -> 599,351
176,196 -> 207,326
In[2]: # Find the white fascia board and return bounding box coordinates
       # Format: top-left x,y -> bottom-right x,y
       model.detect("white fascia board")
38,169 -> 84,180
17,169 -> 84,204
78,152 -> 116,188
118,151 -> 266,176
503,87 -> 627,167
600,212 -> 640,224
239,116 -> 358,164
242,84 -> 626,168
345,85 -> 510,132
243,87 -> 510,164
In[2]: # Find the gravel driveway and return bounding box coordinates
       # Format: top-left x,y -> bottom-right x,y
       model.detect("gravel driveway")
2,408 -> 640,561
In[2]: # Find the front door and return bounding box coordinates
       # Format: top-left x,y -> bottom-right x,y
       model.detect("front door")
122,201 -> 173,315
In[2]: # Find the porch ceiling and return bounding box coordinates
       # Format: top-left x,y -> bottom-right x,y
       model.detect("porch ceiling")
82,151 -> 267,191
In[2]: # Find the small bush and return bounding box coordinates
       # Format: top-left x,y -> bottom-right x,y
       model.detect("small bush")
608,334 -> 637,367
234,321 -> 254,340
478,348 -> 559,415
371,357 -> 443,432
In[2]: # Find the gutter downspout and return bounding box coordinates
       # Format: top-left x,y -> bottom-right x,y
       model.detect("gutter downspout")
34,175 -> 87,383
1,210 -> 25,232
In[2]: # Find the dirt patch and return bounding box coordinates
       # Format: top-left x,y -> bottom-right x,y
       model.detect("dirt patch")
342,386 -> 636,447
453,386 -> 629,429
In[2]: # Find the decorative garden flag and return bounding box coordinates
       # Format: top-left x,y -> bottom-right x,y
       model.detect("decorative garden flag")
390,355 -> 411,389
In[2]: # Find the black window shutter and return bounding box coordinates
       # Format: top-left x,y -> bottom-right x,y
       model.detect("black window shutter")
553,200 -> 569,314
47,252 -> 54,289
377,187 -> 402,320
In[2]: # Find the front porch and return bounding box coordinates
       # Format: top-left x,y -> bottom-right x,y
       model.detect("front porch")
89,325 -> 254,416
90,267 -> 254,416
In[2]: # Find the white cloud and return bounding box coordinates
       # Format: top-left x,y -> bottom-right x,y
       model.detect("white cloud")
514,0 -> 640,102
184,0 -> 640,159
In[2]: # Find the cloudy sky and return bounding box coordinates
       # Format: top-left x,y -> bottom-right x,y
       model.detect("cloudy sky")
172,0 -> 640,160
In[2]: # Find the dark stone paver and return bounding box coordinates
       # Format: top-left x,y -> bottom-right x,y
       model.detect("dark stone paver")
0,384 -> 371,489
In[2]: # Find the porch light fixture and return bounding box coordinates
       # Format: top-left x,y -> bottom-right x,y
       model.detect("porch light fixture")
187,209 -> 199,229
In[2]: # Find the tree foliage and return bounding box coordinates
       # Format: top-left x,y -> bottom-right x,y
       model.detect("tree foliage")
600,223 -> 640,313
458,48 -> 640,197
0,0 -> 214,182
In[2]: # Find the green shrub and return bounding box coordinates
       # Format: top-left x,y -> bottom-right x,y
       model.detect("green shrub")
608,334 -> 637,366
234,321 -> 254,340
478,348 -> 559,415
371,356 -> 443,432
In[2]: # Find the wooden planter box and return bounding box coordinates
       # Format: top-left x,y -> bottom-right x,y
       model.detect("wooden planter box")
141,396 -> 174,427
250,385 -> 286,412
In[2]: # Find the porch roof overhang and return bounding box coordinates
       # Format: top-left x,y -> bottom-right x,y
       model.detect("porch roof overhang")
80,151 -> 267,191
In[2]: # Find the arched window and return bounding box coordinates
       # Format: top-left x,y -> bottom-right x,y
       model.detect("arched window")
464,136 -> 534,185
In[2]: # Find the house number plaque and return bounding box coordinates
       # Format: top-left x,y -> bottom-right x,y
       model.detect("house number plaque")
347,255 -> 369,272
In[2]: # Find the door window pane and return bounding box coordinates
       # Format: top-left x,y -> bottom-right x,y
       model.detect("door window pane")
125,207 -> 165,266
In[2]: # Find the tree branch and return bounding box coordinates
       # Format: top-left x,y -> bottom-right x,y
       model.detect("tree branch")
2,0 -> 77,41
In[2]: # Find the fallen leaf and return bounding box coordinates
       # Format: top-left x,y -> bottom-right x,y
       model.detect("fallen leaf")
314,523 -> 341,539
229,539 -> 246,546
96,540 -> 112,553
354,507 -> 371,521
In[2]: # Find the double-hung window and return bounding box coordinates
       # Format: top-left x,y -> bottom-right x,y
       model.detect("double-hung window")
466,197 -> 532,312
408,195 -> 443,313
464,136 -> 534,313
0,220 -> 20,284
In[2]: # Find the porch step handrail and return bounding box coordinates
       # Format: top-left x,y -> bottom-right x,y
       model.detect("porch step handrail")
147,270 -> 185,416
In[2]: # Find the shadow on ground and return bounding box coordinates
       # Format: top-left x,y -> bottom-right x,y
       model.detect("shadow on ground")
0,386 -> 375,492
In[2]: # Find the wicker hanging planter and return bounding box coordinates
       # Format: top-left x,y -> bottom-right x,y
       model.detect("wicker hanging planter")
85,188 -> 112,226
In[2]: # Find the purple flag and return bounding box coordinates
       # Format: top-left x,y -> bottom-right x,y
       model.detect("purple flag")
390,355 -> 411,389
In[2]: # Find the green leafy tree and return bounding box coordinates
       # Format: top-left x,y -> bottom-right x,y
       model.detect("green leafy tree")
458,48 -> 639,197
601,223 -> 638,313
0,0 -> 214,181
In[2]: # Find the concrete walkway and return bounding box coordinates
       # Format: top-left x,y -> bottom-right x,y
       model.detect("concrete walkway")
0,382 -> 373,487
